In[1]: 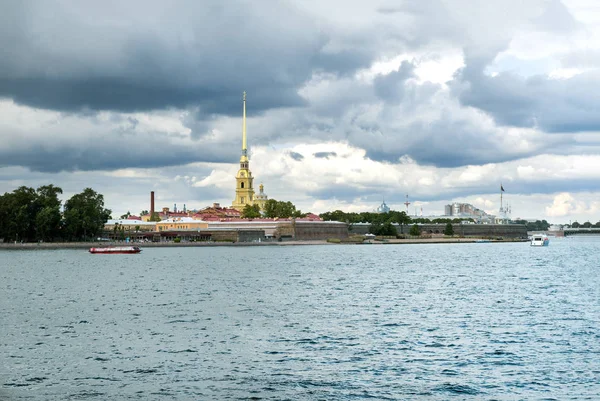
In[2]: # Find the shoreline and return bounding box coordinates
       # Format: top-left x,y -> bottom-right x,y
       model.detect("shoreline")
0,237 -> 528,250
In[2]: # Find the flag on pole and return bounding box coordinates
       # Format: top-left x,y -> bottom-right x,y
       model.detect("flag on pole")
501,184 -> 505,192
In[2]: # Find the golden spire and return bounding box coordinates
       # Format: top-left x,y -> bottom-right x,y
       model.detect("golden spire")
241,91 -> 247,160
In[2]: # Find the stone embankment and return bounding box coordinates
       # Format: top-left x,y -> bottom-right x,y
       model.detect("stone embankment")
0,237 -> 527,250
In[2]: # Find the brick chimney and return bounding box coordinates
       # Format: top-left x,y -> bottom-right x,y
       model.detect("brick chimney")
150,191 -> 155,217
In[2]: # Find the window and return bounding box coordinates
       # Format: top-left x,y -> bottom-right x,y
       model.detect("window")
241,182 -> 245,188
241,197 -> 245,204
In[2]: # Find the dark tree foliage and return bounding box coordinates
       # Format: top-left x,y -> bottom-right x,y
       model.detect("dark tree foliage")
369,221 -> 397,236
320,209 -> 412,225
444,222 -> 454,236
62,188 -> 112,241
513,219 -> 550,231
0,185 -> 64,242
241,204 -> 261,219
149,212 -> 161,222
409,224 -> 421,236
35,185 -> 64,241
368,221 -> 381,235
263,199 -> 305,219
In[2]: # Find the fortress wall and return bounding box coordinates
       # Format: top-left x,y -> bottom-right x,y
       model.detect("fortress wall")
209,230 -> 238,242
274,222 -> 295,239
209,229 -> 265,242
446,224 -> 527,238
293,221 -> 349,240
350,223 -> 527,238
236,230 -> 266,242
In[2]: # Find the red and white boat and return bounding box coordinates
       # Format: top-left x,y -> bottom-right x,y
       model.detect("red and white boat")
89,246 -> 142,254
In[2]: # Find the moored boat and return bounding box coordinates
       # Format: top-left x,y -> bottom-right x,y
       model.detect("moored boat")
89,246 -> 141,254
530,234 -> 549,247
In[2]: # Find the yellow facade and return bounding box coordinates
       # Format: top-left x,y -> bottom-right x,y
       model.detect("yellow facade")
104,220 -> 156,232
155,219 -> 208,231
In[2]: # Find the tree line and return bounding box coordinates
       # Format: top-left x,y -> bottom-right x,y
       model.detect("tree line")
241,199 -> 306,219
0,185 -> 111,242
568,221 -> 600,229
512,219 -> 551,231
319,209 -> 481,237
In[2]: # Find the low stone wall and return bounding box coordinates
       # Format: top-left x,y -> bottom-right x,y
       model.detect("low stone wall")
209,229 -> 265,243
293,221 -> 349,240
350,223 -> 527,238
273,222 -> 295,239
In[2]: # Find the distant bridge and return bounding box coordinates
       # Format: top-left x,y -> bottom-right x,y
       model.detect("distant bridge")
562,228 -> 600,236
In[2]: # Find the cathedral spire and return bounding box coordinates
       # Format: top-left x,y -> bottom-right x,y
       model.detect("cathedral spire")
241,91 -> 247,160
232,91 -> 255,211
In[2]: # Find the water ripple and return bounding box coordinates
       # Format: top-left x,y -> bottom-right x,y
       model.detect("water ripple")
2,238 -> 600,399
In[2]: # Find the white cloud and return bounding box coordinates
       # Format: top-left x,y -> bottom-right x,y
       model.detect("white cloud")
545,192 -> 586,217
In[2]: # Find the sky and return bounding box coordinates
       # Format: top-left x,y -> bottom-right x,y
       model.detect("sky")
1,0 -> 600,224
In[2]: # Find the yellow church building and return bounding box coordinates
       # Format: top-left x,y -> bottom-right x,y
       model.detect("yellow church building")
231,92 -> 268,212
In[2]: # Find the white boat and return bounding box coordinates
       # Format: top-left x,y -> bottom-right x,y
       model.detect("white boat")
89,246 -> 141,254
530,234 -> 549,247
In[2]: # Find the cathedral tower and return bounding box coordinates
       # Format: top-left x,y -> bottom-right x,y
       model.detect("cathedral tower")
232,92 -> 255,211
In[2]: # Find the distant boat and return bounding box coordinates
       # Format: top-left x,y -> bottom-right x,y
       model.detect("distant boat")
475,239 -> 491,243
89,246 -> 141,254
530,234 -> 549,247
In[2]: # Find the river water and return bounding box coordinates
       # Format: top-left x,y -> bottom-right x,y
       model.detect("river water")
1,238 -> 599,400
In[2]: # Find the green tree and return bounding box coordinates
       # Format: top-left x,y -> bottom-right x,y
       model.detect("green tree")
149,212 -> 161,222
263,199 -> 303,218
395,211 -> 411,235
241,204 -> 261,219
409,224 -> 421,236
380,221 -> 397,236
34,185 -> 63,241
120,211 -> 132,219
63,188 -> 112,241
320,210 -> 348,222
0,186 -> 42,242
443,222 -> 454,236
12,186 -> 38,242
369,221 -> 382,235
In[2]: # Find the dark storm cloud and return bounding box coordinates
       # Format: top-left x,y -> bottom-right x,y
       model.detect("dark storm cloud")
0,0 -> 368,115
453,68 -> 600,133
288,152 -> 305,161
313,151 -> 337,159
491,178 -> 600,197
0,132 -> 238,173
409,177 -> 600,203
373,61 -> 415,102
